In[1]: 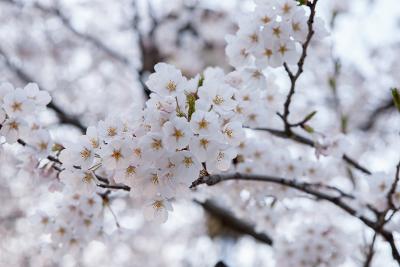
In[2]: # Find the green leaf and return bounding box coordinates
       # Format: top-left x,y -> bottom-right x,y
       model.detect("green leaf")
186,93 -> 196,121
303,124 -> 314,133
340,115 -> 348,134
297,0 -> 307,5
198,74 -> 205,88
303,110 -> 317,123
391,88 -> 400,112
328,77 -> 336,90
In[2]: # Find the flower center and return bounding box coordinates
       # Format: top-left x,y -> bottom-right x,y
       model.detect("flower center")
126,166 -> 136,176
80,148 -> 91,160
166,81 -> 177,92
107,127 -> 117,137
213,95 -> 224,105
152,200 -> 164,210
262,16 -> 271,24
9,121 -> 19,130
279,45 -> 288,55
183,156 -> 194,167
199,138 -> 209,149
172,128 -> 184,141
292,22 -> 300,32
272,27 -> 281,37
198,118 -> 209,130
111,149 -> 122,161
11,101 -> 22,112
264,49 -> 273,58
282,3 -> 291,14
151,139 -> 163,150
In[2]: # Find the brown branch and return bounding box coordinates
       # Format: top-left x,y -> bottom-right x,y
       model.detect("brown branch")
363,233 -> 377,267
280,0 -> 319,133
388,162 -> 400,208
191,172 -> 400,264
361,98 -> 395,131
195,199 -> 273,245
191,173 -> 375,227
97,183 -> 131,191
132,0 -> 163,99
252,127 -> 372,175
0,46 -> 86,132
28,1 -> 130,66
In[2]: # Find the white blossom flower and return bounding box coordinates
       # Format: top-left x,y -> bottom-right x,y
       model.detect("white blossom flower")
143,196 -> 173,224
59,136 -> 97,169
290,9 -> 308,42
23,83 -> 51,106
29,129 -> 53,157
189,135 -> 220,162
197,80 -> 236,114
114,162 -> 138,187
189,110 -> 219,136
140,133 -> 166,161
254,5 -> 277,26
222,121 -> 245,146
237,20 -> 262,50
86,126 -> 100,150
0,117 -> 28,143
225,34 -> 253,68
276,0 -> 298,19
146,63 -> 188,96
162,116 -> 191,151
263,21 -> 291,41
50,220 -> 71,243
2,88 -> 34,118
99,140 -> 132,171
97,116 -> 124,142
206,145 -> 237,173
59,169 -> 97,193
170,151 -> 202,185
137,168 -> 175,198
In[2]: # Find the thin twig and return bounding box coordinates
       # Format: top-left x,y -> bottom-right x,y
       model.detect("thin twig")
191,172 -> 400,264
363,233 -> 377,267
195,199 -> 273,245
280,0 -> 319,133
361,98 -> 395,131
252,127 -> 372,175
0,46 -> 86,132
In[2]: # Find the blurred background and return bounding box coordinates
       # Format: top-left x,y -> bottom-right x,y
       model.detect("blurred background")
0,0 -> 400,266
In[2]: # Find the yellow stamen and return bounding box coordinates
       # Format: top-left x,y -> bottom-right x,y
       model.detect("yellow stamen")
183,156 -> 194,167
198,118 -> 209,130
166,81 -> 177,92
11,102 -> 22,112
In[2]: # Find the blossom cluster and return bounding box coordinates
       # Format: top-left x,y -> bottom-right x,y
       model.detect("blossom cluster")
275,223 -> 348,267
226,0 -> 327,69
31,193 -> 105,256
365,171 -> 400,212
59,63 -> 246,223
0,82 -> 52,155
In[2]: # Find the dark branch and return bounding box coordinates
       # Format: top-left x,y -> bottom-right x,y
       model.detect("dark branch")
281,0 -> 319,133
0,46 -> 86,132
361,98 -> 395,131
191,172 -> 400,264
363,233 -> 377,267
30,1 -> 130,66
97,183 -> 131,191
196,199 -> 273,245
252,127 -> 372,175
